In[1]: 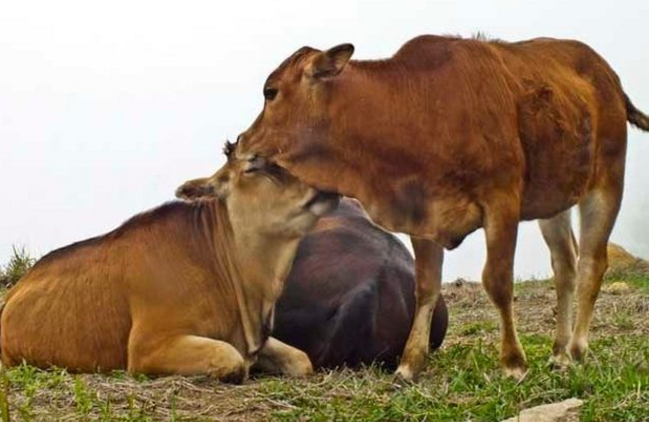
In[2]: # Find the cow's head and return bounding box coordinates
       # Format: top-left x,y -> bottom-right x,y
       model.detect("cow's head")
236,44 -> 355,173
176,141 -> 340,238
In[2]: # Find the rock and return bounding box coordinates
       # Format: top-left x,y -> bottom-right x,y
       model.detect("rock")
602,281 -> 631,295
501,398 -> 583,422
607,243 -> 648,275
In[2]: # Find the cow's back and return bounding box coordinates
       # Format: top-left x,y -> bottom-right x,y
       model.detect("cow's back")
355,36 -> 628,225
1,240 -> 131,371
273,199 -> 448,368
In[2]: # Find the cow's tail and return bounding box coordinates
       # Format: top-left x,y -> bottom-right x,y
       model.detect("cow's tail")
624,93 -> 649,131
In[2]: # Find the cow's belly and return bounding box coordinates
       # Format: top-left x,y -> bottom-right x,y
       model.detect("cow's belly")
365,193 -> 483,250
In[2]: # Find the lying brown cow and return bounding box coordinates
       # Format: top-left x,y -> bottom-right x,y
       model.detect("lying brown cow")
235,35 -> 648,380
274,198 -> 448,369
0,143 -> 338,382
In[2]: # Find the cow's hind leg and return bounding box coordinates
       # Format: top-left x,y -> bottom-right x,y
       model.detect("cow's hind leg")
482,198 -> 526,378
395,238 -> 443,382
253,337 -> 313,376
538,210 -> 578,366
128,335 -> 247,383
569,185 -> 622,361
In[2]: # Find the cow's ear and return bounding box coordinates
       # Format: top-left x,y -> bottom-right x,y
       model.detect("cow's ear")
309,43 -> 354,78
176,177 -> 214,200
175,171 -> 231,201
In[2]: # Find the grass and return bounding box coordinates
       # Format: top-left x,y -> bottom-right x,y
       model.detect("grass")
0,248 -> 647,421
0,247 -> 35,289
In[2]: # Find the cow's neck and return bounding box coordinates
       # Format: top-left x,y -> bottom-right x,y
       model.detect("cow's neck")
233,233 -> 300,325
276,68 -> 434,233
203,202 -> 299,357
231,234 -> 301,357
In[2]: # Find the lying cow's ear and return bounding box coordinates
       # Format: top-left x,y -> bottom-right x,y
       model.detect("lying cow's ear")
309,43 -> 355,79
176,177 -> 214,200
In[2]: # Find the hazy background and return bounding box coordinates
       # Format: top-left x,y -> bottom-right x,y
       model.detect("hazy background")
1,0 -> 647,281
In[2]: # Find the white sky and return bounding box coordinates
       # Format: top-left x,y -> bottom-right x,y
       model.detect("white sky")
1,0 -> 647,281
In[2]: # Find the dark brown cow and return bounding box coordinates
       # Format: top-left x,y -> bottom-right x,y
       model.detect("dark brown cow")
235,35 -> 648,380
273,198 -> 448,369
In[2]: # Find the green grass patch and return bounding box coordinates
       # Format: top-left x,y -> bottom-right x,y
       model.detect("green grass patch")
607,272 -> 650,290
459,320 -> 498,336
0,246 -> 35,289
257,333 -> 648,422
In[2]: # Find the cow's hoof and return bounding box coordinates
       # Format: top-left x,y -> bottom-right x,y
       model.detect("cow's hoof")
284,352 -> 314,377
549,350 -> 572,369
212,356 -> 248,384
503,365 -> 527,381
393,365 -> 418,385
501,348 -> 527,381
568,342 -> 588,362
502,355 -> 527,380
219,365 -> 247,384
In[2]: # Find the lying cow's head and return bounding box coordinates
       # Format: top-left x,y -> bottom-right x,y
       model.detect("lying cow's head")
235,44 -> 356,190
176,141 -> 340,238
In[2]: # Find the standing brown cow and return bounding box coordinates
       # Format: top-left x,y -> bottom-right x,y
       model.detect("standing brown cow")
235,35 -> 648,380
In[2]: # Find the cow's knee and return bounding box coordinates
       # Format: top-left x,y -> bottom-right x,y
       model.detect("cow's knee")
482,264 -> 513,308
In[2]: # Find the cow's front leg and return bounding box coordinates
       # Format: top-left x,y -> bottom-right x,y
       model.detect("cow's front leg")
128,334 -> 248,383
395,238 -> 443,382
482,199 -> 527,379
253,337 -> 313,377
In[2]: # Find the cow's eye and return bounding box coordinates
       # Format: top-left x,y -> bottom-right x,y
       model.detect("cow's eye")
263,87 -> 278,101
244,155 -> 264,174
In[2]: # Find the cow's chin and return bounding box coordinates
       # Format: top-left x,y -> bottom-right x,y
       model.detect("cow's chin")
281,193 -> 340,238
304,191 -> 341,217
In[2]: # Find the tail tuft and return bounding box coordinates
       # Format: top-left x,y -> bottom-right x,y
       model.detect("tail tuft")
625,94 -> 649,131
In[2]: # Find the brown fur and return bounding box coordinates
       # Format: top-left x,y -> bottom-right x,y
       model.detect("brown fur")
236,35 -> 648,380
1,153 -> 338,382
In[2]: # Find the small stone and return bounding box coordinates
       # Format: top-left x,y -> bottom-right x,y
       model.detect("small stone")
602,281 -> 630,295
501,398 -> 583,422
